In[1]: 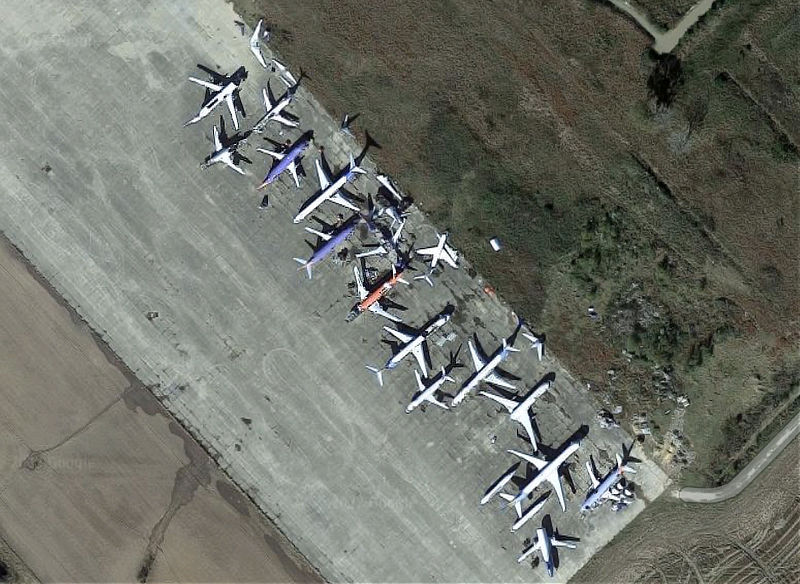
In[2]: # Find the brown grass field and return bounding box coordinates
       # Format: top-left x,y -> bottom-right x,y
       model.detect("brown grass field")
231,0 -> 799,489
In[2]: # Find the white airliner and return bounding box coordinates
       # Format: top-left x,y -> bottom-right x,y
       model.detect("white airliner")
480,375 -> 552,451
517,519 -> 577,576
351,264 -> 406,323
483,467 -> 549,532
200,118 -> 249,175
406,368 -> 454,413
249,20 -> 268,68
523,332 -> 545,361
500,492 -> 549,532
581,450 -> 636,511
506,440 -> 581,512
251,80 -> 300,133
366,306 -> 454,385
416,232 -> 458,269
451,335 -> 519,407
184,65 -> 247,130
480,466 -> 518,506
293,155 -> 365,223
375,174 -> 404,204
271,59 -> 297,86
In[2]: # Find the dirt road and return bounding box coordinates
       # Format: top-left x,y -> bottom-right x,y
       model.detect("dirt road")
0,238 -> 320,582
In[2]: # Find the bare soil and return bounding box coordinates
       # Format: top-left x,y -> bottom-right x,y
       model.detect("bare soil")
0,238 -> 321,583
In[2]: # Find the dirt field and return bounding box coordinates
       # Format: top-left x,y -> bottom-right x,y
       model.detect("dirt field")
572,436 -> 800,583
234,0 -> 800,488
0,238 -> 320,583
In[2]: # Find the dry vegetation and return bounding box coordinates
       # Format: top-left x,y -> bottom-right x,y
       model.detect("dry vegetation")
232,0 -> 800,487
635,0 -> 701,28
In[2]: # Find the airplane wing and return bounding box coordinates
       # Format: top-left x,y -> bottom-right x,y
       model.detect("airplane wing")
507,449 -> 548,470
551,537 -> 577,549
416,245 -> 438,257
586,461 -> 600,489
195,64 -> 226,83
410,344 -> 428,377
212,126 -> 222,152
188,76 -> 223,91
330,192 -> 360,212
468,340 -> 486,370
368,303 -> 402,323
479,390 -> 518,413
518,413 -> 538,451
288,161 -> 300,188
233,92 -> 246,119
353,266 -> 367,299
225,94 -> 239,130
273,114 -> 300,128
383,326 -> 414,344
271,59 -> 297,86
226,160 -> 246,175
315,159 -> 331,190
250,21 -> 268,68
517,540 -> 542,564
426,395 -> 449,410
547,470 -> 568,512
485,371 -> 517,390
441,248 -> 459,268
256,147 -> 284,160
414,370 -> 426,393
304,227 -> 331,242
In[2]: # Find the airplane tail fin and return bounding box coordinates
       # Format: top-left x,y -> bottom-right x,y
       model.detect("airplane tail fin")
365,365 -> 385,387
414,273 -> 434,287
617,453 -> 637,474
349,153 -> 367,175
262,87 -> 272,110
293,258 -> 312,279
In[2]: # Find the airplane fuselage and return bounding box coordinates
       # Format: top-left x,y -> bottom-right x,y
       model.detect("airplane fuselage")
266,136 -> 311,185
348,267 -> 406,320
512,441 -> 581,507
206,147 -> 233,166
306,215 -> 359,270
581,468 -> 623,511
294,167 -> 361,223
538,528 -> 556,576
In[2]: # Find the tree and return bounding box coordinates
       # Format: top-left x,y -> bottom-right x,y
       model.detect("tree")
647,54 -> 684,110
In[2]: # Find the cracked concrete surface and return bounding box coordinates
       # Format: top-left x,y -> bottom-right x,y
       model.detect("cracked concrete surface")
0,238 -> 320,582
